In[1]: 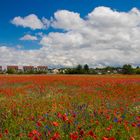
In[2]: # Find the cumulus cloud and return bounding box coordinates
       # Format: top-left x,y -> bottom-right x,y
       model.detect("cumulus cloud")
52,10 -> 85,31
1,7 -> 140,67
20,34 -> 38,41
11,14 -> 45,30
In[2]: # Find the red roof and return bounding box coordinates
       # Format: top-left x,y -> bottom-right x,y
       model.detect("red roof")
23,66 -> 34,68
7,66 -> 18,69
37,66 -> 48,68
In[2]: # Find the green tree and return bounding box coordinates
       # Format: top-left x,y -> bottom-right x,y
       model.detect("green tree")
84,64 -> 89,72
122,64 -> 134,74
7,68 -> 15,74
76,64 -> 82,71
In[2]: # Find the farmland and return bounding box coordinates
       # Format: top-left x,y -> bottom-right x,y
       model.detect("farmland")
0,75 -> 140,140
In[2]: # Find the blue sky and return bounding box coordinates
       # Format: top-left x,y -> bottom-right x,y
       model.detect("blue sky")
0,0 -> 139,49
0,0 -> 140,67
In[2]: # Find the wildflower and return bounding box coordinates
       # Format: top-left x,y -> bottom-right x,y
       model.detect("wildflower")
4,129 -> 9,135
52,121 -> 59,127
106,115 -> 111,120
0,133 -> 2,138
95,120 -> 99,125
136,116 -> 140,121
72,113 -> 76,118
70,132 -> 78,140
37,121 -> 42,127
28,130 -> 41,138
130,137 -> 135,140
137,123 -> 140,127
28,132 -> 34,138
88,130 -> 97,138
106,125 -> 113,131
113,118 -> 118,123
131,122 -> 137,127
51,132 -> 60,140
19,133 -> 23,137
45,125 -> 51,131
121,115 -> 125,119
79,129 -> 84,137
57,112 -> 62,119
32,136 -> 40,140
102,137 -> 108,140
62,114 -> 68,121
102,137 -> 116,140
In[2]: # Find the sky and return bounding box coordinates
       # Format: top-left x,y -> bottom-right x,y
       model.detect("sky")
0,0 -> 140,68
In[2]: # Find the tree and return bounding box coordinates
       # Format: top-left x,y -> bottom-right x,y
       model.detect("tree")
75,64 -> 83,74
135,66 -> 140,74
122,64 -> 134,74
7,68 -> 15,74
76,64 -> 82,71
84,64 -> 89,72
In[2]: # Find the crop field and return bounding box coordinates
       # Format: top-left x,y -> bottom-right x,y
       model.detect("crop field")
0,75 -> 140,140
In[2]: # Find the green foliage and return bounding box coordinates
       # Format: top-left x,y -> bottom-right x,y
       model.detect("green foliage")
65,64 -> 97,74
135,68 -> 140,74
7,68 -> 16,74
122,64 -> 134,74
84,64 -> 89,73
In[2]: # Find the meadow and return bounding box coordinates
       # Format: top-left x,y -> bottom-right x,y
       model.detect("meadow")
0,75 -> 140,140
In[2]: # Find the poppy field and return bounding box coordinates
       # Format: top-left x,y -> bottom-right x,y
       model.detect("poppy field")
0,75 -> 140,140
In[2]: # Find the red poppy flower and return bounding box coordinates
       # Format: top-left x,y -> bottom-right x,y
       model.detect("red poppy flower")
51,132 -> 60,140
88,130 -> 97,138
52,121 -> 59,127
131,122 -> 137,127
0,133 -> 2,138
32,136 -> 40,140
130,137 -> 135,140
4,129 -> 9,135
37,121 -> 42,127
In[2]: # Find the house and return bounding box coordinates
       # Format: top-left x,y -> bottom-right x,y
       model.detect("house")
23,66 -> 34,72
51,68 -> 60,74
37,66 -> 48,72
7,65 -> 18,72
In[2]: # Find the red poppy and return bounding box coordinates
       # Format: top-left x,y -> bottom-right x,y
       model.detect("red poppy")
32,136 -> 40,140
0,133 -> 2,138
131,122 -> 137,127
62,114 -> 68,121
37,121 -> 42,127
102,137 -> 116,140
88,130 -> 97,138
28,130 -> 41,138
51,132 -> 60,140
4,129 -> 9,135
70,132 -> 78,140
130,137 -> 135,140
79,129 -> 84,137
106,125 -> 113,131
52,121 -> 59,127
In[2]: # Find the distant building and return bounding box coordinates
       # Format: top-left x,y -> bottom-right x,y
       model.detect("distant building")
37,66 -> 48,71
7,65 -> 18,71
23,66 -> 34,72
51,68 -> 60,74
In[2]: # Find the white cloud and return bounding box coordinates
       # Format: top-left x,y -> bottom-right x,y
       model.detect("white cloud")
52,10 -> 85,31
1,7 -> 140,67
20,34 -> 38,41
11,14 -> 45,30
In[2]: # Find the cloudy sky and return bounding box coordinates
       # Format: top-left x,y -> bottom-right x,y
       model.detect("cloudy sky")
0,0 -> 140,68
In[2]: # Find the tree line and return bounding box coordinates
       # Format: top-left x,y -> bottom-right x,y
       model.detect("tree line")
63,64 -> 140,75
